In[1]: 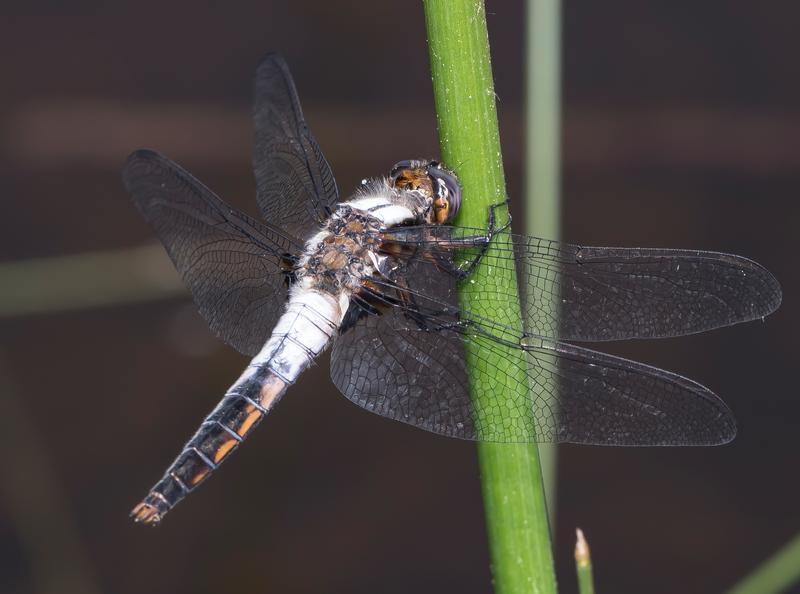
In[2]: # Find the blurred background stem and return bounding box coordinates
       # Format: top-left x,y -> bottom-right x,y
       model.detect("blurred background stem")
727,532 -> 800,594
525,0 -> 562,523
423,1 -> 557,592
0,359 -> 101,594
0,244 -> 184,318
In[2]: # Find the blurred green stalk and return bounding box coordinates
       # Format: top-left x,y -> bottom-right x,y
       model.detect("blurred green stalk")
423,1 -> 557,593
0,244 -> 185,318
727,532 -> 800,594
525,0 -> 562,521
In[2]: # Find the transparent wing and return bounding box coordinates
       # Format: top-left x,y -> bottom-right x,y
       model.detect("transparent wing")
330,254 -> 737,445
123,149 -> 300,356
252,53 -> 339,241
381,225 -> 782,341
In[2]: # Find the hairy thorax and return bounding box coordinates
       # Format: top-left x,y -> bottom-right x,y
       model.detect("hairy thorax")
295,204 -> 387,297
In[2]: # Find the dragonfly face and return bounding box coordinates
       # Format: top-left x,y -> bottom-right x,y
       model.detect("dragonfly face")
389,159 -> 462,224
123,52 -> 781,525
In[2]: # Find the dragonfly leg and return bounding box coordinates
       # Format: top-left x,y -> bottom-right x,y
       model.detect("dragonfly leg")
446,198 -> 512,280
487,197 -> 513,234
376,198 -> 511,282
281,253 -> 299,288
362,278 -> 433,331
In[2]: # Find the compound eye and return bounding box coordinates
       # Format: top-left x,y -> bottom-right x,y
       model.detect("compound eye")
389,160 -> 415,181
390,159 -> 432,194
427,165 -> 461,224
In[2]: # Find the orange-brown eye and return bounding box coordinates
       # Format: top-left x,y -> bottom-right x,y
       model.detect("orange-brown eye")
433,197 -> 450,224
389,160 -> 415,179
427,164 -> 461,223
394,171 -> 421,191
390,160 -> 433,196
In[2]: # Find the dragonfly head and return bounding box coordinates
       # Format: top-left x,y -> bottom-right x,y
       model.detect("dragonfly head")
389,159 -> 461,225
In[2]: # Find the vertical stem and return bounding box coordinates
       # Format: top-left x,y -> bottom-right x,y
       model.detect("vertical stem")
423,2 -> 557,593
525,0 -> 562,520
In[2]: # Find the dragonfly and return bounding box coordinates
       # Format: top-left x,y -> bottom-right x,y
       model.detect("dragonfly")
123,53 -> 781,525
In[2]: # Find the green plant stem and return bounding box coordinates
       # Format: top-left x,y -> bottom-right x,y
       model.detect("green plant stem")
423,1 -> 557,593
727,532 -> 800,594
525,0 -> 562,522
574,529 -> 595,594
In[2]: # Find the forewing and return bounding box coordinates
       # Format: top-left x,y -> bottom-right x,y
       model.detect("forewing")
123,149 -> 299,356
252,53 -> 339,241
330,276 -> 736,445
383,225 -> 782,341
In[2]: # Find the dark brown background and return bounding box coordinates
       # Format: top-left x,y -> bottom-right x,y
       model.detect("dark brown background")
1,2 -> 798,593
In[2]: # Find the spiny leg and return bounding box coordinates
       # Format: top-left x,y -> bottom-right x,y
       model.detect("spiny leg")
360,280 -> 432,331
443,198 -> 512,280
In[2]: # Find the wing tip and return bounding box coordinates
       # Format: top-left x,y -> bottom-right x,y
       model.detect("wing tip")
757,266 -> 783,318
123,148 -> 164,170
121,148 -> 164,190
699,398 -> 738,446
717,423 -> 738,445
682,376 -> 738,447
255,51 -> 289,75
126,147 -> 160,161
717,252 -> 783,319
689,390 -> 737,446
720,251 -> 781,318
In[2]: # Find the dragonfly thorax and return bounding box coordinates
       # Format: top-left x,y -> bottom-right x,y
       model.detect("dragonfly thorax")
297,205 -> 385,297
296,176 -> 437,298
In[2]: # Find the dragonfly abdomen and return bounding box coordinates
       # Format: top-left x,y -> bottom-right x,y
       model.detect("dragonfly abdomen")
131,289 -> 346,525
